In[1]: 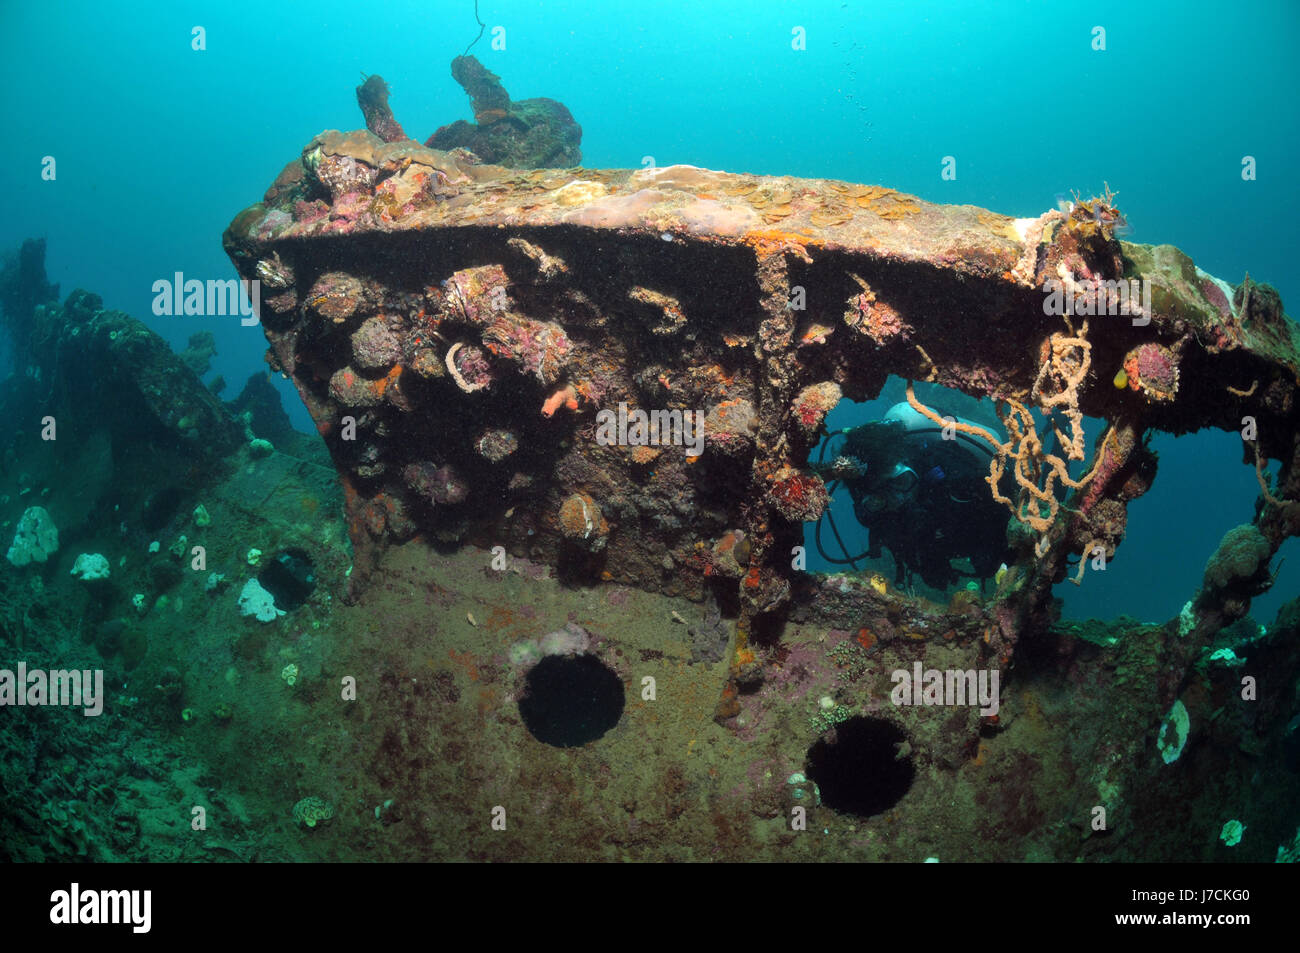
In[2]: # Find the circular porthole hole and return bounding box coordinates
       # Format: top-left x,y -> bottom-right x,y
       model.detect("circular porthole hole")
518,654 -> 624,747
257,548 -> 317,611
805,715 -> 915,816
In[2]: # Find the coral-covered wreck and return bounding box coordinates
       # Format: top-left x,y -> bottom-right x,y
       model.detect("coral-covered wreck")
218,77 -> 1300,858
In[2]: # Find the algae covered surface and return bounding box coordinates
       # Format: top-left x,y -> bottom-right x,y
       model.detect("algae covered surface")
2,417 -> 1297,863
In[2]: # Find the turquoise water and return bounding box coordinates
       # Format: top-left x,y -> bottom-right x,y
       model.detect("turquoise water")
3,0 -> 1298,622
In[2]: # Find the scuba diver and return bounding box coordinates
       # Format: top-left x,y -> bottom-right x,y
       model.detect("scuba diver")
811,400 -> 1014,591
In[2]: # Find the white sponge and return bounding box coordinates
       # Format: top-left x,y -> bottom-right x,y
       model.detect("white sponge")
238,578 -> 285,623
71,553 -> 111,581
6,506 -> 59,567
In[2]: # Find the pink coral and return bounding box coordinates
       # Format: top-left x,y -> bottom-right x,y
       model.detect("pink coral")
442,265 -> 511,326
482,315 -> 572,384
446,342 -> 497,392
847,289 -> 905,345
792,382 -> 842,437
1123,342 -> 1179,402
293,199 -> 330,224
1199,277 -> 1232,319
766,466 -> 830,522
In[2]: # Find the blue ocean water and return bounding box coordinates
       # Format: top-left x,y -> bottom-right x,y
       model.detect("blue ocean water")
2,0 -> 1297,623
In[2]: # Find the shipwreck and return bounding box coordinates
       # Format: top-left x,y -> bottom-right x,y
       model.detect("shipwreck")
178,65 -> 1300,858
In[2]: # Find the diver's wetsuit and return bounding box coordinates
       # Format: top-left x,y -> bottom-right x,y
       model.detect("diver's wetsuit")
831,402 -> 1013,589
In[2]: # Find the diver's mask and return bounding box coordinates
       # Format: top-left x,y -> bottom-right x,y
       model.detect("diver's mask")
860,463 -> 917,513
